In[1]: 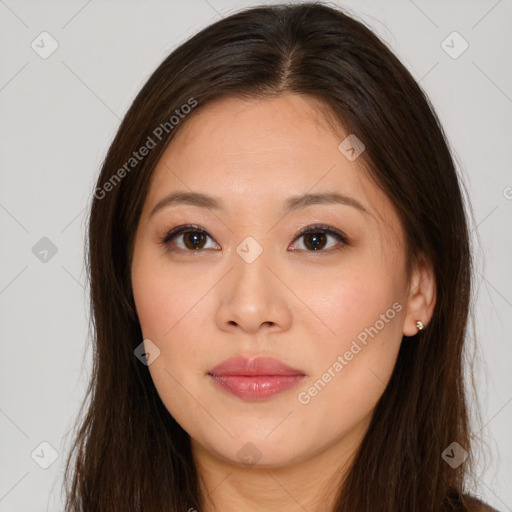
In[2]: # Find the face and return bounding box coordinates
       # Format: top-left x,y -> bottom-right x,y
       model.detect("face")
131,93 -> 413,469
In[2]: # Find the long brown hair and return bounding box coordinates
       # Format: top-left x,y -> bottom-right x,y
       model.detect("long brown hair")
63,2 -> 485,510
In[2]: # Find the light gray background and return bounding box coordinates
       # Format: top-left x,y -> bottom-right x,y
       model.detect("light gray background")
0,0 -> 511,510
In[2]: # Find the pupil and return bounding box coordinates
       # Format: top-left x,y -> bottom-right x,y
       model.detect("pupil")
305,233 -> 326,250
182,231 -> 328,251
185,232 -> 206,250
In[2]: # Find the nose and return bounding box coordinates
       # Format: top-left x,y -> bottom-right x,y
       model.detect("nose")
214,248 -> 293,335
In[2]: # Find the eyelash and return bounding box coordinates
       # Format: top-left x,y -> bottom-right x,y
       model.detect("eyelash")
159,223 -> 348,256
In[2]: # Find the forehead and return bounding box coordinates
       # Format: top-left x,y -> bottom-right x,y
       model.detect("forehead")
164,93 -> 347,168
142,93 -> 398,233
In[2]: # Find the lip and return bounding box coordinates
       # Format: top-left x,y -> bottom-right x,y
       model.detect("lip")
207,356 -> 306,401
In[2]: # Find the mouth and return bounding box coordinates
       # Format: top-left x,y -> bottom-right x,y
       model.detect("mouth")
207,356 -> 306,401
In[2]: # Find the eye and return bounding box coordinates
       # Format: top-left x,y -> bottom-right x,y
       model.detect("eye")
289,224 -> 348,252
160,224 -> 219,254
159,223 -> 348,255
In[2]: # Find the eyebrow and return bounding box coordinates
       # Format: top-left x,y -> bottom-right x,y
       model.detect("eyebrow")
149,190 -> 369,218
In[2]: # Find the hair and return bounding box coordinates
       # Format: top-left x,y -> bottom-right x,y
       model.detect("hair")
62,2 -> 489,511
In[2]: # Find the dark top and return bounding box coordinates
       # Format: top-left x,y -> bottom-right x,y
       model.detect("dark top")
463,494 -> 501,512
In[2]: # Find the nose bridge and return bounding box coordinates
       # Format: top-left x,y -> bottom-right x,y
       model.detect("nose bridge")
230,235 -> 274,301
215,235 -> 291,333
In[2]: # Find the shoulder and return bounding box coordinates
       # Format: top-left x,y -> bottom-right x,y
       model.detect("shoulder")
461,493 -> 500,512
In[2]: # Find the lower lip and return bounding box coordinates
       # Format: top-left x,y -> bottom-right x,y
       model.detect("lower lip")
208,374 -> 305,401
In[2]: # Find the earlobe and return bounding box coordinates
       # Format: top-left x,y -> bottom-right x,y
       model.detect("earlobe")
402,256 -> 436,337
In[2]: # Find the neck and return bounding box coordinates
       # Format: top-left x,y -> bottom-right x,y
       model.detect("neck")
191,418 -> 369,512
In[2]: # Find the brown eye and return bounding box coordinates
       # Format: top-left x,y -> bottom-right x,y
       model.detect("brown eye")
303,232 -> 327,250
290,225 -> 348,252
161,225 -> 220,253
182,231 -> 208,250
160,223 -> 348,255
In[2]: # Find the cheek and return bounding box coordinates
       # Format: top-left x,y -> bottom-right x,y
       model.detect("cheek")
131,259 -> 210,436
309,260 -> 404,348
131,251 -> 212,389
293,261 -> 405,419
131,249 -> 205,341
132,269 -> 209,387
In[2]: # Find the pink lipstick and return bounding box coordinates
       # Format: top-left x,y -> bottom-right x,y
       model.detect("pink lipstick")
207,356 -> 306,401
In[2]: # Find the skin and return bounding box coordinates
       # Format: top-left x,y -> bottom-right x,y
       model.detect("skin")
130,93 -> 436,512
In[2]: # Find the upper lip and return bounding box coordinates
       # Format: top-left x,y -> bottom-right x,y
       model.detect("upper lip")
208,356 -> 306,377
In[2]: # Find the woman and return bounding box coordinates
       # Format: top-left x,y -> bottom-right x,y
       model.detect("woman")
64,3 -> 499,511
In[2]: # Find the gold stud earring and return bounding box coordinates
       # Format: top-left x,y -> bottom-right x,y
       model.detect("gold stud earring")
416,320 -> 424,331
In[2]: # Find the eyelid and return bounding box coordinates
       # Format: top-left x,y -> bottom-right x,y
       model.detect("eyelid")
289,224 -> 348,252
159,223 -> 348,254
159,224 -> 220,253
161,224 -> 210,244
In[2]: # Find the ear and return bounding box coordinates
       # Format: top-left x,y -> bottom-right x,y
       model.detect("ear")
402,255 -> 436,337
